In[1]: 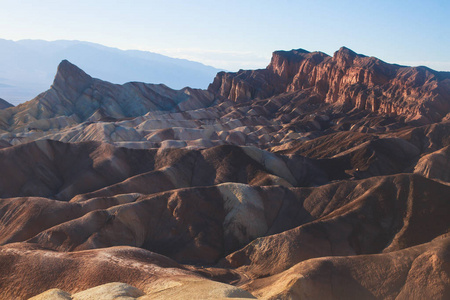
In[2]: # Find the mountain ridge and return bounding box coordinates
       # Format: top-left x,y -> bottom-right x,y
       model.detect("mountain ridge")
0,59 -> 217,134
0,39 -> 222,105
209,47 -> 450,124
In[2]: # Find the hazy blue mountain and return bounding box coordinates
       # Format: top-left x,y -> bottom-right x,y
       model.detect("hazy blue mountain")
0,39 -> 222,105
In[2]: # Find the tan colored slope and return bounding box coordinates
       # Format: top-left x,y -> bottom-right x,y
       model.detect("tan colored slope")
222,174 -> 450,278
244,234 -> 450,300
0,244 -> 255,300
415,145 -> 450,182
30,281 -> 256,300
272,131 -> 377,158
0,103 -> 287,149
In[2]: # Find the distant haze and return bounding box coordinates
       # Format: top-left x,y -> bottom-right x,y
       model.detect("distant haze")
0,39 -> 222,105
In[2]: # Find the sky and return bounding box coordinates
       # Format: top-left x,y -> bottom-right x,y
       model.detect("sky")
0,0 -> 448,71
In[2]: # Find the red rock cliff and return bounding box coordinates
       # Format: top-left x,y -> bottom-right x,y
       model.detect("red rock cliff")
208,47 -> 450,123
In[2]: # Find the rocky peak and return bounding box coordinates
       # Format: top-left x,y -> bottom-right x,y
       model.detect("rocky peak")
269,48 -> 311,63
333,46 -> 359,67
0,60 -> 218,133
267,48 -> 311,78
52,60 -> 93,99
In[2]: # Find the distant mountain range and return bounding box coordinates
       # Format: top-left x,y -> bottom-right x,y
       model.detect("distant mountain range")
0,39 -> 222,106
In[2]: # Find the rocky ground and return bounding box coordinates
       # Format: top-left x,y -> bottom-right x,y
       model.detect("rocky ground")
0,47 -> 449,299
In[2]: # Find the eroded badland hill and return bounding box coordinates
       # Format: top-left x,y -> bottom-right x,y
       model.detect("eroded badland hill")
1,47 -> 450,300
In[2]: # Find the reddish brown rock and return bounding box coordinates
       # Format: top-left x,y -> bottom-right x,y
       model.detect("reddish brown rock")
221,174 -> 450,278
0,141 -> 326,201
209,47 -> 450,124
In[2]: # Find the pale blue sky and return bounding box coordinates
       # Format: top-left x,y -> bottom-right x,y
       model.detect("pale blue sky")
0,0 -> 448,71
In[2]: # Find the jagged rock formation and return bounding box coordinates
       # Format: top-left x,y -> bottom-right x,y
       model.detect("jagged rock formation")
0,47 -> 449,299
209,47 -> 450,124
0,60 -> 216,134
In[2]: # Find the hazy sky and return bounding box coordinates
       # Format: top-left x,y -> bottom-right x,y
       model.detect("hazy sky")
0,0 -> 448,71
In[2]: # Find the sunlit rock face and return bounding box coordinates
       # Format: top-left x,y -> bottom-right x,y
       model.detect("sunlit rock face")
0,48 -> 450,300
210,47 -> 450,124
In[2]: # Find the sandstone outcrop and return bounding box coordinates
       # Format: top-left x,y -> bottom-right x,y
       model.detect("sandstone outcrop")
209,47 -> 450,124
